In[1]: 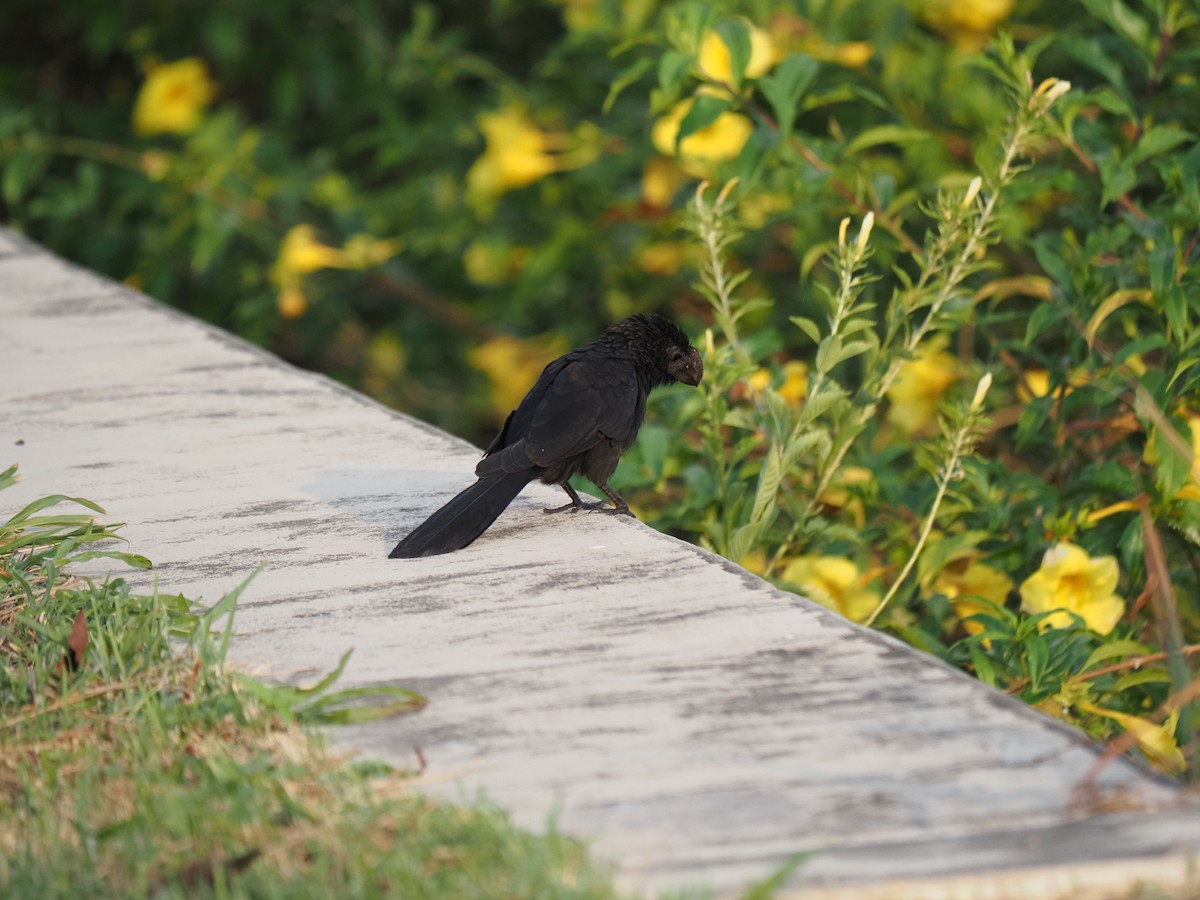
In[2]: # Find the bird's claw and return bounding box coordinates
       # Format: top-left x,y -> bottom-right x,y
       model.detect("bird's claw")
543,499 -> 634,517
597,504 -> 635,517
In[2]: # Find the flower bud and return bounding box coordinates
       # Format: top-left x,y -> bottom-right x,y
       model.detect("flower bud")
855,211 -> 874,253
1032,78 -> 1071,110
961,176 -> 982,210
969,372 -> 992,412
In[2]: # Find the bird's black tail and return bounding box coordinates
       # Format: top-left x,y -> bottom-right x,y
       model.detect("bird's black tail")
388,470 -> 536,558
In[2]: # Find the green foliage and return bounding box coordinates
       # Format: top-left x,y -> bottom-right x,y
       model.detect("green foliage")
613,3 -> 1200,779
3,0 -> 1199,779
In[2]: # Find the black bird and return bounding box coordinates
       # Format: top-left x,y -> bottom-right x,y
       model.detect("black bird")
389,313 -> 704,558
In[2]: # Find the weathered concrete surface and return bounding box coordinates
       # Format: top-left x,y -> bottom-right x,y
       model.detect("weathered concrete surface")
2,228 -> 1197,897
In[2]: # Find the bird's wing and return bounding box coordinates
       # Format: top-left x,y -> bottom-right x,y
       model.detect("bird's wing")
521,353 -> 639,466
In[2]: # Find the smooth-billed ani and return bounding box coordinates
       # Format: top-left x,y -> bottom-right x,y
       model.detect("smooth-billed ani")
389,313 -> 703,558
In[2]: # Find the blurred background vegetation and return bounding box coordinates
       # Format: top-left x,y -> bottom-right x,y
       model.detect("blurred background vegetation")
3,0 -> 1199,779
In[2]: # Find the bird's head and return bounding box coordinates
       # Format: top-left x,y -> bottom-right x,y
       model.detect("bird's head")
610,312 -> 705,388
665,342 -> 704,386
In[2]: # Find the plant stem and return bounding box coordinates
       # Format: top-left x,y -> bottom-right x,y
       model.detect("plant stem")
863,415 -> 976,627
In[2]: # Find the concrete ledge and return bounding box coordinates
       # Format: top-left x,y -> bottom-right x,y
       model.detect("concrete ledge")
3,228 -> 1197,896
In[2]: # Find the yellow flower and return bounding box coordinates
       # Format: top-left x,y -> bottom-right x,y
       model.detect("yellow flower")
468,334 -> 570,413
641,156 -> 689,209
745,360 -> 808,404
635,241 -> 690,276
740,550 -> 768,576
831,41 -> 875,68
778,361 -> 809,404
466,107 -> 596,211
802,36 -> 876,69
933,559 -> 1013,636
343,233 -> 403,268
920,0 -> 1015,50
745,368 -> 772,399
1078,703 -> 1185,776
782,555 -> 878,623
277,225 -> 354,275
651,95 -> 754,178
886,337 -> 959,434
132,58 -> 216,136
277,287 -> 308,320
138,151 -> 171,180
273,226 -> 399,318
738,192 -> 791,228
697,22 -> 778,84
1016,368 -> 1087,403
816,465 -> 872,528
1019,543 -> 1125,635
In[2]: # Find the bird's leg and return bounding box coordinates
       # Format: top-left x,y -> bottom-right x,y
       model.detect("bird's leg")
544,482 -> 586,514
543,481 -> 633,515
594,482 -> 635,518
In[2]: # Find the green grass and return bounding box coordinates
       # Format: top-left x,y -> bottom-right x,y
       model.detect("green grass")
0,464 -> 621,898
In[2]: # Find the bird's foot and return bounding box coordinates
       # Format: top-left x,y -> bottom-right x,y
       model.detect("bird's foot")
543,499 -> 613,514
595,502 -> 635,517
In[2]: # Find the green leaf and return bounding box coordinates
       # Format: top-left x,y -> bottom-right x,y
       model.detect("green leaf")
713,18 -> 751,88
723,408 -> 759,430
845,124 -> 931,156
1128,125 -> 1196,167
1168,357 -> 1200,393
194,566 -> 263,663
1113,333 -> 1166,367
782,430 -> 830,468
675,94 -> 733,152
300,685 -> 427,725
1078,0 -> 1151,49
1099,154 -> 1137,207
790,316 -> 822,344
3,493 -> 105,527
1025,633 -> 1049,693
732,123 -> 772,186
968,645 -> 998,687
657,50 -> 692,103
72,550 -> 153,569
1086,88 -> 1134,117
1114,668 -> 1174,691
728,521 -> 761,562
604,57 -> 655,113
814,334 -> 842,373
750,444 -> 784,525
1030,236 -> 1074,297
837,337 -> 877,363
798,383 -> 848,424
1082,638 -> 1153,671
758,53 -> 819,140
1152,421 -> 1191,500
1055,36 -> 1131,100
743,852 -> 815,900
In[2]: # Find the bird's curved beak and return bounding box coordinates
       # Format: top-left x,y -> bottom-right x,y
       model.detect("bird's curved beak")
671,347 -> 704,386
